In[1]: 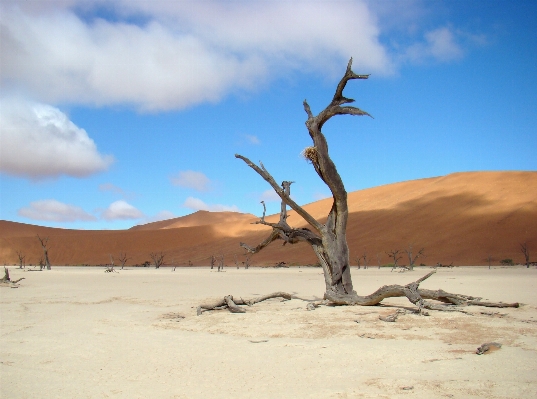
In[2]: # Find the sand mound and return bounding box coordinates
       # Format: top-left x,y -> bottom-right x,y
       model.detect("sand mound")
1,171 -> 535,266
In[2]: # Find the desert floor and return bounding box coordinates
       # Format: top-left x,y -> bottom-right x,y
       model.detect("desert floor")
1,266 -> 536,399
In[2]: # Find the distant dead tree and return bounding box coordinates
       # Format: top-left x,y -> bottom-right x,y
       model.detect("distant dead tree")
218,254 -> 224,272
234,254 -> 239,269
362,252 -> 368,269
244,254 -> 251,270
520,242 -> 530,268
105,254 -> 118,273
386,250 -> 403,271
118,252 -> 131,269
36,234 -> 51,270
355,256 -> 362,269
15,250 -> 25,269
486,254 -> 494,269
210,255 -> 216,270
404,245 -> 425,271
376,253 -> 382,269
150,252 -> 165,269
197,59 -> 520,315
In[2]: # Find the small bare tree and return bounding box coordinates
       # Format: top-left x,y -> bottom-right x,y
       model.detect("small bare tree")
217,254 -> 224,272
36,234 -> 51,270
210,255 -> 216,270
355,256 -> 362,269
376,253 -> 382,269
15,250 -> 25,269
362,252 -> 368,269
404,244 -> 425,271
520,242 -> 530,268
118,252 -> 131,269
386,250 -> 403,271
234,254 -> 239,269
105,254 -> 118,273
486,254 -> 494,269
244,254 -> 251,270
150,252 -> 165,269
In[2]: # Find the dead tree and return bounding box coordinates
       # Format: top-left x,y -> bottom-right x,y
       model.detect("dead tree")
520,242 -> 530,268
150,252 -> 165,269
245,254 -> 251,270
404,245 -> 425,271
15,250 -> 25,269
234,254 -> 239,269
1,267 -> 25,286
386,250 -> 404,271
199,59 -> 519,314
355,256 -> 362,269
376,253 -> 382,269
36,234 -> 51,270
105,254 -> 118,273
362,252 -> 368,269
217,254 -> 224,272
118,252 -> 130,270
210,255 -> 216,270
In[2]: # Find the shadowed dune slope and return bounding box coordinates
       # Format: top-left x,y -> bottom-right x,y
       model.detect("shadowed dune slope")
1,172 -> 535,266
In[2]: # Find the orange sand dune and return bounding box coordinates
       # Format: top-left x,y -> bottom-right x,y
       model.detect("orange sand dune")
1,171 -> 536,266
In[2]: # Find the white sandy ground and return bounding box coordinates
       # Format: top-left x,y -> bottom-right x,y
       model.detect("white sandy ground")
1,266 -> 536,399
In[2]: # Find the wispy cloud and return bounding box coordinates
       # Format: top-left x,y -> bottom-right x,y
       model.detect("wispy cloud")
18,199 -> 96,222
402,27 -> 464,64
144,210 -> 176,223
101,200 -> 144,221
170,170 -> 212,192
182,197 -> 239,212
259,189 -> 280,202
0,98 -> 113,180
244,134 -> 260,145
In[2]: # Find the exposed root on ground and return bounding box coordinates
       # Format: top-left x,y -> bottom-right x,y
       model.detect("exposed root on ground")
0,267 -> 25,287
196,271 -> 519,315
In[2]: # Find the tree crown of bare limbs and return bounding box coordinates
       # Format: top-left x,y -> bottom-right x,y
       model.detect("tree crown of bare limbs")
198,59 -> 519,315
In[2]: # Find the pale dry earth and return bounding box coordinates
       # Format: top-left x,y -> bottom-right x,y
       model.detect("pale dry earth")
1,266 -> 536,398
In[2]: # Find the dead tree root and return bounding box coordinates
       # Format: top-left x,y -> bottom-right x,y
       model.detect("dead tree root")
197,292 -> 292,315
196,271 -> 519,315
1,267 -> 25,287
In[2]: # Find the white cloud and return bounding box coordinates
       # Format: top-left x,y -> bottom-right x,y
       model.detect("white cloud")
260,189 -> 281,202
18,199 -> 96,222
0,1 -> 392,111
182,197 -> 239,212
145,210 -> 176,223
403,27 -> 464,63
244,134 -> 260,145
0,98 -> 113,179
101,200 -> 144,221
170,170 -> 212,192
313,192 -> 331,201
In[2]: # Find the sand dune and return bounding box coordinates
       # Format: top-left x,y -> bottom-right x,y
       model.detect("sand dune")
1,171 -> 536,267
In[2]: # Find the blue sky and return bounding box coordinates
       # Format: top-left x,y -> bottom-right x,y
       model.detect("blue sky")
1,0 -> 536,230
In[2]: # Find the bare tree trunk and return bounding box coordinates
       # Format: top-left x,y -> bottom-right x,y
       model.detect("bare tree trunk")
16,250 -> 25,269
197,58 -> 520,314
36,235 -> 51,270
520,242 -> 530,268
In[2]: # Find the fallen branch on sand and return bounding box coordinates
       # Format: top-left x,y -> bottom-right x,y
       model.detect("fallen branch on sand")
1,267 -> 25,287
197,292 -> 292,315
196,271 -> 519,315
